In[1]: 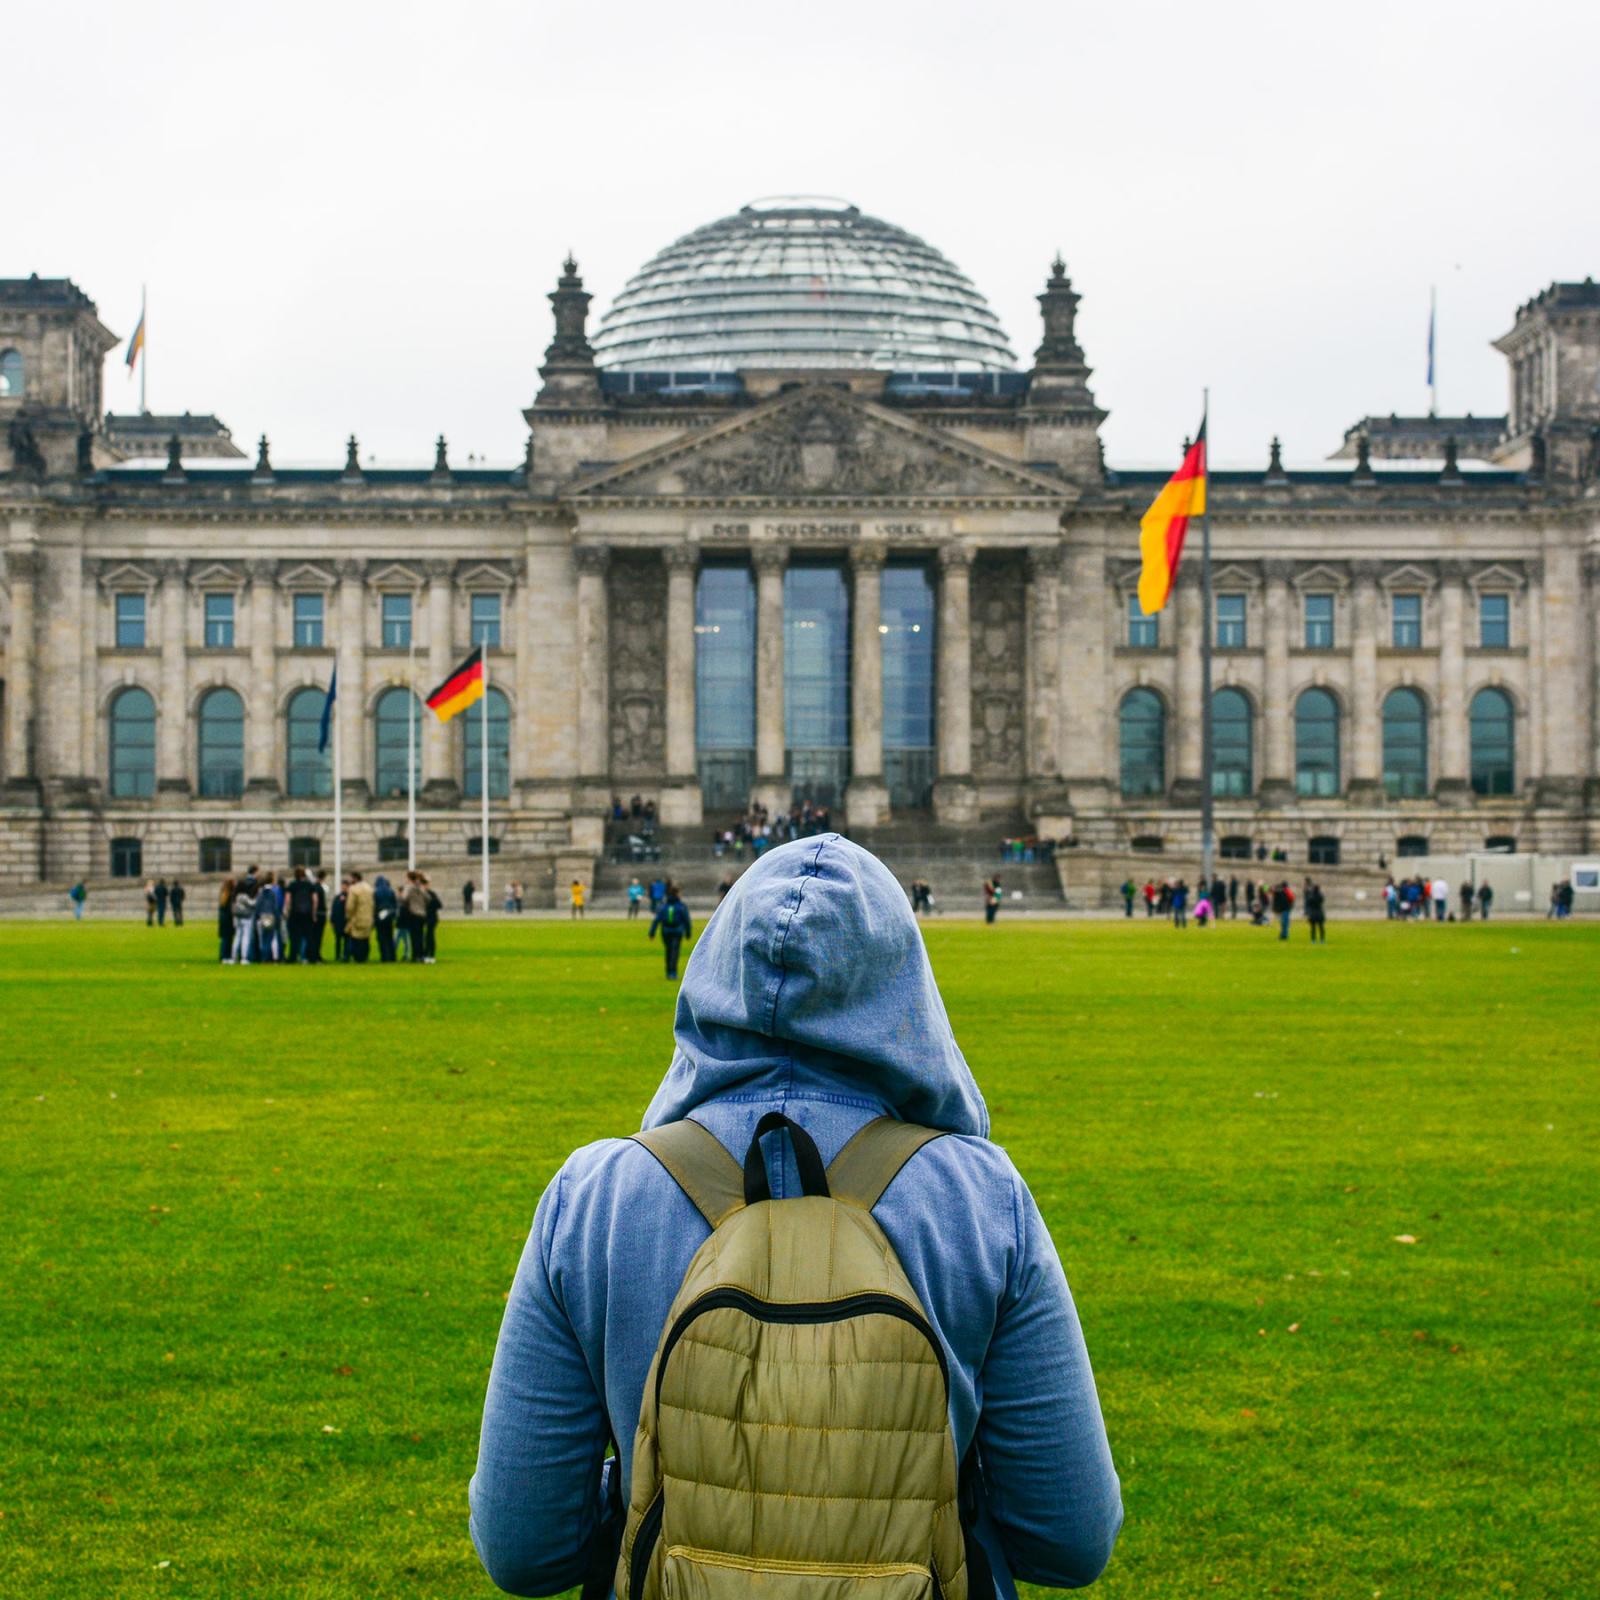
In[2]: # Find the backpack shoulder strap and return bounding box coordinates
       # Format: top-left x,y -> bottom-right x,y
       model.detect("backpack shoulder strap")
630,1119 -> 745,1229
826,1116 -> 948,1211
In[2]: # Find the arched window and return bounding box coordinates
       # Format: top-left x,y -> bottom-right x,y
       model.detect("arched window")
1470,688 -> 1515,796
462,685 -> 511,800
197,688 -> 245,798
1119,689 -> 1165,798
1212,688 -> 1253,797
0,349 -> 23,397
373,687 -> 421,798
285,687 -> 333,798
1295,688 -> 1340,797
1382,688 -> 1428,798
108,687 -> 156,798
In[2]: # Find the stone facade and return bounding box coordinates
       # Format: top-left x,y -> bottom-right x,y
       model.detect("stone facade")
3,249 -> 1599,891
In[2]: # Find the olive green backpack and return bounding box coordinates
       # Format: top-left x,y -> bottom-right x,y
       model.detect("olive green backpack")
592,1111 -> 995,1600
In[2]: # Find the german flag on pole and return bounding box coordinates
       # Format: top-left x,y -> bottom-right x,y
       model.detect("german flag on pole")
1137,422 -> 1207,615
425,645 -> 485,723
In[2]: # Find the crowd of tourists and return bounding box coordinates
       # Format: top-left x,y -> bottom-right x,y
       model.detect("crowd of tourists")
712,799 -> 836,859
1382,874 -> 1495,922
217,864 -> 445,965
1118,873 -> 1328,940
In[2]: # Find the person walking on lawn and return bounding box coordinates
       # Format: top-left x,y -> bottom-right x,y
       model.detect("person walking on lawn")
648,882 -> 692,979
344,872 -> 375,963
1305,879 -> 1327,943
469,835 -> 1122,1599
1271,881 -> 1294,941
169,880 -> 186,927
154,878 -> 169,926
401,871 -> 430,963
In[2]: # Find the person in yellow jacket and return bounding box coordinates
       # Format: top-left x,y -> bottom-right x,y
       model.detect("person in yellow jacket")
569,878 -> 587,919
344,872 -> 376,963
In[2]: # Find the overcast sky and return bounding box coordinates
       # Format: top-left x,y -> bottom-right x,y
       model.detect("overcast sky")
13,0 -> 1599,466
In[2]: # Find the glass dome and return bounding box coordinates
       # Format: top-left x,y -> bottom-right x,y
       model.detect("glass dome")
592,197 -> 1016,373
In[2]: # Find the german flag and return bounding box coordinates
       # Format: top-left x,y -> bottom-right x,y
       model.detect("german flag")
426,645 -> 485,723
1137,422 -> 1207,615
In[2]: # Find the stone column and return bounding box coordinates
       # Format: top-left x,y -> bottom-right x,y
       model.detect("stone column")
844,543 -> 890,829
1435,562 -> 1470,802
752,544 -> 789,813
933,544 -> 976,824
79,555 -> 99,786
1259,560 -> 1295,804
157,560 -> 190,795
2,544 -> 39,792
1061,539 -> 1110,806
1172,567 -> 1203,804
246,561 -> 279,794
661,544 -> 703,826
1524,558 -> 1545,785
423,561 -> 456,800
336,560 -> 368,798
1347,561 -> 1382,800
1024,544 -> 1070,823
574,543 -> 610,798
1587,551 -> 1600,802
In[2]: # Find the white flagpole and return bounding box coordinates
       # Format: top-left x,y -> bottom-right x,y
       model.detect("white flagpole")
333,676 -> 343,890
407,634 -> 417,873
140,284 -> 148,415
480,654 -> 490,915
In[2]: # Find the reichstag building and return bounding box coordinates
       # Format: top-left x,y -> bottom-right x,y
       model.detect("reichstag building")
2,197 -> 1597,887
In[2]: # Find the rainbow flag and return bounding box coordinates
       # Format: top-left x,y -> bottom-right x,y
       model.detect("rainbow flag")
1137,422 -> 1207,615
125,304 -> 146,372
425,646 -> 485,723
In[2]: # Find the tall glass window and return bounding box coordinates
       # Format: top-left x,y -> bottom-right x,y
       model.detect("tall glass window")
108,687 -> 156,798
881,565 -> 935,809
1295,688 -> 1340,797
1382,687 -> 1428,797
0,349 -> 23,396
470,594 -> 502,648
197,688 -> 245,798
784,565 -> 851,806
462,686 -> 511,799
1119,688 -> 1165,798
1215,594 -> 1247,647
1470,688 -> 1515,795
374,687 -> 421,798
381,594 -> 412,649
115,594 -> 146,648
695,564 -> 756,810
1479,594 -> 1510,648
293,593 -> 324,647
286,687 -> 333,798
204,594 -> 235,648
1392,594 -> 1422,648
1212,687 -> 1253,796
1303,593 -> 1334,649
1127,593 -> 1158,648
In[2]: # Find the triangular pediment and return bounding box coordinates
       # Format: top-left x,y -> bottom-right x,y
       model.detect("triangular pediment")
97,560 -> 161,591
1292,562 -> 1348,591
455,560 -> 516,590
1381,562 -> 1436,591
366,561 -> 426,590
279,561 -> 337,590
571,386 -> 1072,501
188,560 -> 245,589
1212,561 -> 1261,590
1469,561 -> 1526,591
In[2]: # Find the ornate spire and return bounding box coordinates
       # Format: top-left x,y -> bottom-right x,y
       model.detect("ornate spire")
342,434 -> 363,481
1266,435 -> 1287,481
1352,431 -> 1375,482
162,434 -> 186,481
1440,435 -> 1462,482
433,433 -> 451,479
1026,256 -> 1099,415
535,255 -> 602,408
254,434 -> 273,478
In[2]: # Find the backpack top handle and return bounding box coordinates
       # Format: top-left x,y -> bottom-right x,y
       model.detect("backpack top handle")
743,1111 -> 830,1205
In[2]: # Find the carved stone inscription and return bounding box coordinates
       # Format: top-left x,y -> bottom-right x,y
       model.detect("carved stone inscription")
607,553 -> 666,780
970,554 -> 1025,779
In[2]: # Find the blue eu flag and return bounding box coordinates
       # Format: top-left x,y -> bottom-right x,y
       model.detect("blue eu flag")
318,666 -> 337,754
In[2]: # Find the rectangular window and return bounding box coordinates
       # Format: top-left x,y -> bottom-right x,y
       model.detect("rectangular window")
1215,593 -> 1247,648
293,593 -> 324,648
470,593 -> 502,648
1303,593 -> 1334,649
115,594 -> 146,649
199,837 -> 232,874
204,593 -> 235,648
1392,593 -> 1422,648
110,837 -> 142,878
1479,593 -> 1510,648
381,593 -> 412,649
1127,593 -> 1158,648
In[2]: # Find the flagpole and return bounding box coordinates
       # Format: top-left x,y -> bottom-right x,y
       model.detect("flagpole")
139,285 -> 147,415
480,654 -> 490,915
407,634 -> 417,873
1429,285 -> 1438,417
333,675 -> 344,890
1199,388 -> 1215,892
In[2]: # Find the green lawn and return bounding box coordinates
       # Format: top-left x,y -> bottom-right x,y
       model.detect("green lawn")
2,915 -> 1595,1598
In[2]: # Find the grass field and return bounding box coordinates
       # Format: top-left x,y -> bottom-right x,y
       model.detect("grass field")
2,914 -> 1596,1599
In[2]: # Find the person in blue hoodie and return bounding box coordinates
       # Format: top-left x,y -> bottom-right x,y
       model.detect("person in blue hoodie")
469,833 -> 1122,1598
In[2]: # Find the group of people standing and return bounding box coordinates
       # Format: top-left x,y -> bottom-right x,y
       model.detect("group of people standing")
142,878 -> 187,926
218,865 -> 444,965
1120,874 -> 1327,941
1383,874 -> 1494,922
712,799 -> 835,860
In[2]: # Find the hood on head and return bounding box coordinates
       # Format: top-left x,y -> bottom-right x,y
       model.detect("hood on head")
643,835 -> 987,1137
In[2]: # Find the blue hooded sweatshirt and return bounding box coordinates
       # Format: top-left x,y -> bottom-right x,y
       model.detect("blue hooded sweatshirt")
469,834 -> 1122,1596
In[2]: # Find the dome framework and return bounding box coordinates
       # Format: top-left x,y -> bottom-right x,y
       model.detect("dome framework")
592,197 -> 1016,374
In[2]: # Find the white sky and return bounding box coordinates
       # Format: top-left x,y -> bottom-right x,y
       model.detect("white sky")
12,0 -> 1600,466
